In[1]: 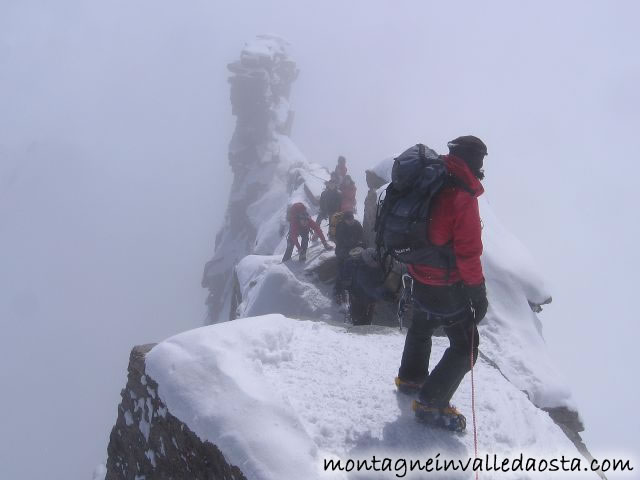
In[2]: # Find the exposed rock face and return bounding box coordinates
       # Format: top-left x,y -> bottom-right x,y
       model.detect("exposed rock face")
202,35 -> 300,324
105,345 -> 246,480
544,407 -> 606,480
362,168 -> 387,248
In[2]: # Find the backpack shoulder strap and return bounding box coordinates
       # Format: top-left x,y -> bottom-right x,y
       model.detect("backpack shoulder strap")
445,174 -> 476,196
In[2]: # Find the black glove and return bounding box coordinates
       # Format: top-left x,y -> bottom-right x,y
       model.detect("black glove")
465,282 -> 488,325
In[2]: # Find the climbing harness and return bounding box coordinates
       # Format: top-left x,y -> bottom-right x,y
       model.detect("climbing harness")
397,274 -> 469,330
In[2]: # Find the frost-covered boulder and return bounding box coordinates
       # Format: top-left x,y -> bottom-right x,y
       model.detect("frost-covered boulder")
234,253 -> 334,321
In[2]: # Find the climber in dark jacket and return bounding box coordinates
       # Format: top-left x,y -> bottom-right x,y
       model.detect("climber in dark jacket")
333,212 -> 364,300
283,203 -> 332,262
395,136 -> 489,418
340,248 -> 394,325
316,180 -> 342,225
335,211 -> 364,258
333,155 -> 348,186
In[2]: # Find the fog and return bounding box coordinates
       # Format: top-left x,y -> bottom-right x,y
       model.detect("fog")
1,1 -> 638,478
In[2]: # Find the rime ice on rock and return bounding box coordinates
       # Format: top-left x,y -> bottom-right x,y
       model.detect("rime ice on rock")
202,35 -> 329,323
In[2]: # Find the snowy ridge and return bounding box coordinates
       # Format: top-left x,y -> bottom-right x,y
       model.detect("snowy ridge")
480,198 -> 572,409
146,315 -> 591,480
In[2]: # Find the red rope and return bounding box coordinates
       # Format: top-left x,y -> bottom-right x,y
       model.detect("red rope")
471,324 -> 479,480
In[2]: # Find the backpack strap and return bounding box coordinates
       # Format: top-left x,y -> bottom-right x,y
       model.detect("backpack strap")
418,143 -> 426,160
445,174 -> 476,196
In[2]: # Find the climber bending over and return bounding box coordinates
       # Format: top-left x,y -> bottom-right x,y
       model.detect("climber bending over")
283,202 -> 332,262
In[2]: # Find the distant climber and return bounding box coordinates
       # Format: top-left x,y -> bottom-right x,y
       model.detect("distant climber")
333,155 -> 348,186
339,175 -> 357,214
340,248 -> 399,325
283,203 -> 332,262
377,137 -> 489,432
316,180 -> 342,225
333,211 -> 364,301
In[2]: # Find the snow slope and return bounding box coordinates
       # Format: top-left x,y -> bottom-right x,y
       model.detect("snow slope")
146,315 -> 591,480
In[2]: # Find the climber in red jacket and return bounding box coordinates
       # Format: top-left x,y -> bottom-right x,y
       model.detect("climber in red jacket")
339,175 -> 357,214
395,136 -> 489,429
282,203 -> 332,262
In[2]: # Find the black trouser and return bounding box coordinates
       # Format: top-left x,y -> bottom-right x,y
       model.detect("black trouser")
350,292 -> 375,325
398,282 -> 479,406
282,231 -> 309,261
334,251 -> 350,293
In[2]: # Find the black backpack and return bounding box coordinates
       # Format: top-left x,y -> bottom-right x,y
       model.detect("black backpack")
374,144 -> 458,269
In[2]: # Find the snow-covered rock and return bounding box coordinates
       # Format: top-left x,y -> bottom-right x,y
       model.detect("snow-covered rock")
104,316 -> 596,479
234,253 -> 334,321
202,35 -> 329,323
104,344 -> 246,480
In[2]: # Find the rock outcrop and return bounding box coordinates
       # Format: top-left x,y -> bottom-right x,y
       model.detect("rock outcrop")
362,168 -> 387,248
201,35 -> 299,323
105,345 -> 247,480
202,35 -> 330,324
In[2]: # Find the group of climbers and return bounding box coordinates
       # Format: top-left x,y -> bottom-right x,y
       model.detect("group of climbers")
284,156 -> 360,263
280,138 -> 489,432
317,156 -> 358,225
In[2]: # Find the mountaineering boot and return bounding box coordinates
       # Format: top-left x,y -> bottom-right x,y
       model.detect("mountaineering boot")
412,399 -> 466,433
394,376 -> 424,395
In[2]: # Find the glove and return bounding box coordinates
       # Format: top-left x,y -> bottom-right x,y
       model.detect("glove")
323,242 -> 334,251
465,282 -> 488,324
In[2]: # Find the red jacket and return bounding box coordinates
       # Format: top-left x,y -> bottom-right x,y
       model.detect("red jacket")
289,217 -> 326,248
340,182 -> 357,213
408,155 -> 484,286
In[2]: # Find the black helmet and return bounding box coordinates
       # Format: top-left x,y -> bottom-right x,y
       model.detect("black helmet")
447,135 -> 487,180
447,136 -> 487,156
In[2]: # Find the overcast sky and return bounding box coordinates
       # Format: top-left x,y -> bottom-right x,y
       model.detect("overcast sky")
1,1 -> 638,478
